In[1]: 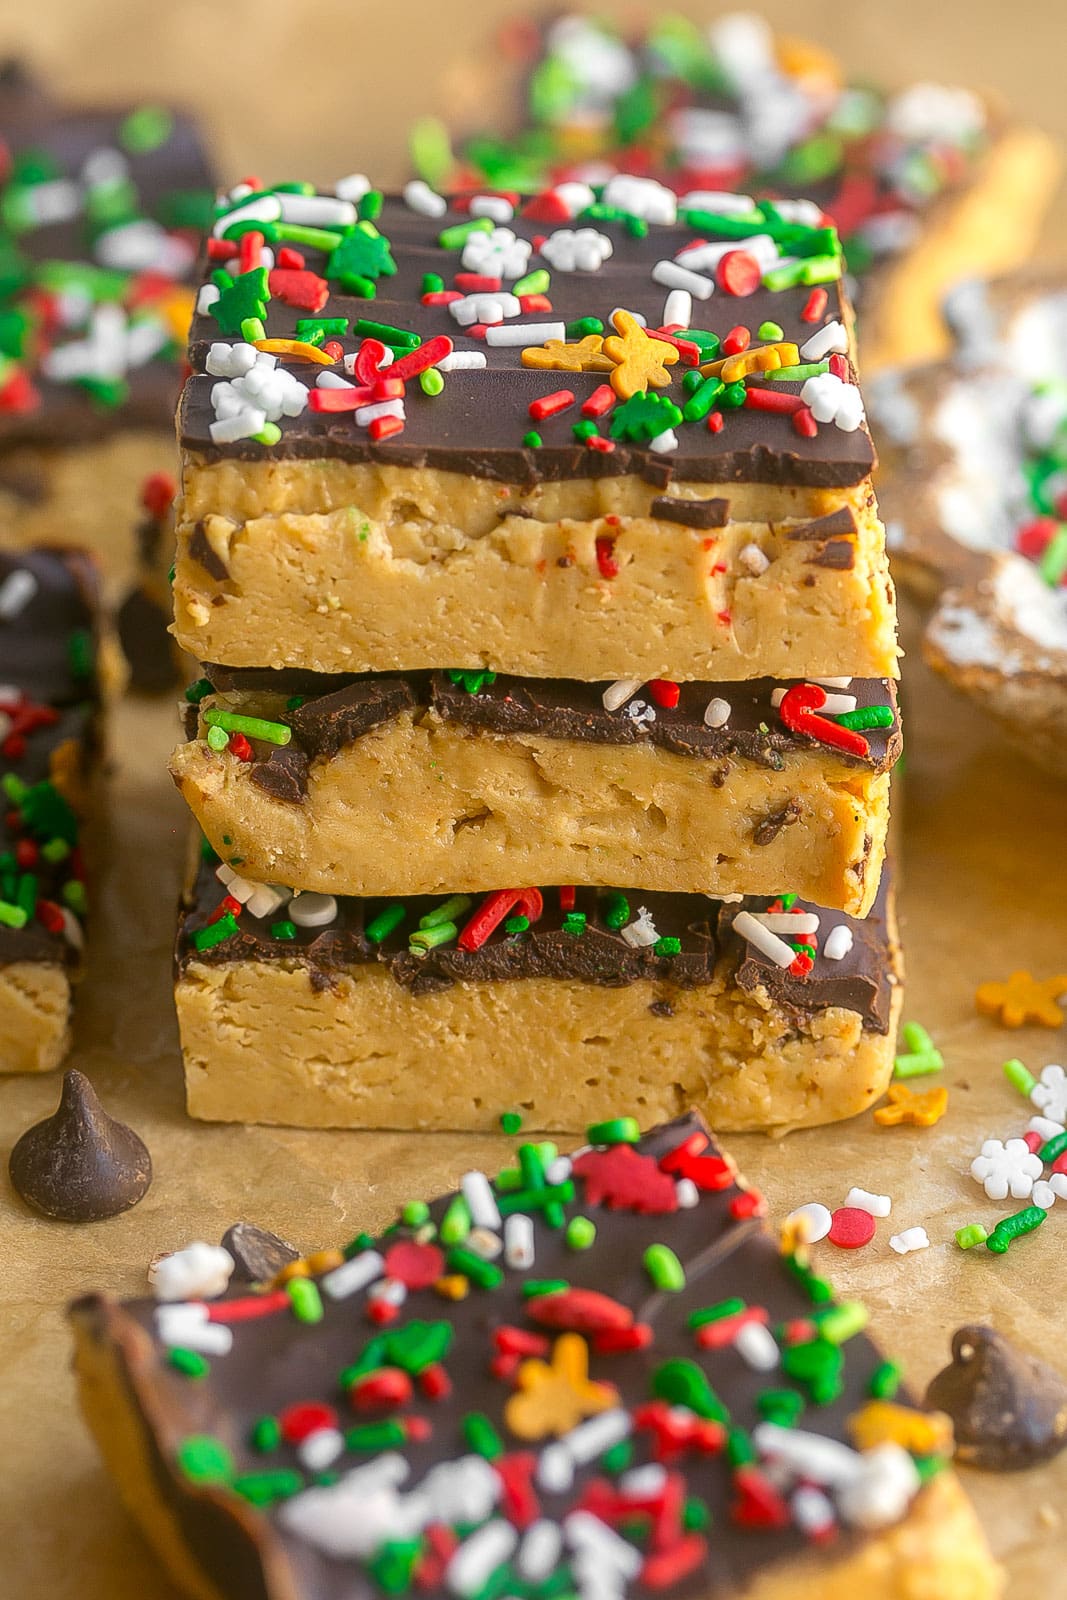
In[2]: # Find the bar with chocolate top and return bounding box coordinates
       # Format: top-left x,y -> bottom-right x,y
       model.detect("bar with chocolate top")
174,848 -> 901,1132
174,181 -> 897,684
0,64 -> 214,571
69,1112 -> 996,1600
171,669 -> 898,913
0,547 -> 102,1073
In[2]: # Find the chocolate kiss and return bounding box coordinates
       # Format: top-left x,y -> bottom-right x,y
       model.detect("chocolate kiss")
925,1323 -> 1067,1471
9,1070 -> 152,1222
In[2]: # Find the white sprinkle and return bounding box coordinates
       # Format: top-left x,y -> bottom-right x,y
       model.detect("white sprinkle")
619,1463 -> 667,1496
470,194 -> 514,222
155,1304 -> 234,1355
545,1156 -> 572,1185
799,320 -> 849,362
450,292 -> 521,328
465,1227 -> 503,1261
677,189 -> 757,216
754,1423 -> 862,1486
355,399 -> 406,427
610,307 -> 646,329
845,1187 -> 892,1218
703,697 -> 731,729
732,910 -> 795,968
662,288 -> 693,328
812,676 -> 854,688
752,912 -> 820,935
0,569 -> 38,620
675,1178 -> 700,1208
792,1485 -> 836,1535
565,1511 -> 642,1577
321,1249 -> 384,1301
1032,1181 -> 1058,1210
648,428 -> 678,454
1051,1173 -> 1067,1200
537,1442 -> 574,1493
784,1202 -> 833,1244
837,1442 -> 919,1530
197,283 -> 221,315
504,1212 -> 534,1270
735,1321 -> 780,1372
299,1428 -> 346,1472
461,1170 -> 502,1230
823,925 -> 854,961
517,1521 -> 562,1583
889,1227 -> 930,1254
209,408 -> 266,444
403,180 -> 448,218
770,686 -> 856,714
335,174 -> 372,202
1028,1115 -> 1065,1141
485,321 -> 566,348
368,1278 -> 407,1307
602,678 -> 644,712
151,1243 -> 234,1301
738,543 -> 769,576
289,892 -> 338,928
620,907 -> 659,948
317,370 -> 354,390
601,174 -> 677,225
447,1521 -> 518,1596
437,350 -> 487,372
278,194 -> 358,228
651,259 -> 714,299
564,1409 -> 632,1464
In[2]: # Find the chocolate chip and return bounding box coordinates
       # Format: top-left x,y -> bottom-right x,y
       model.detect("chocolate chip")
9,1071 -> 152,1222
221,1221 -> 301,1283
784,506 -> 857,541
189,520 -> 229,581
925,1324 -> 1067,1470
752,800 -> 801,845
250,745 -> 309,803
649,494 -> 730,529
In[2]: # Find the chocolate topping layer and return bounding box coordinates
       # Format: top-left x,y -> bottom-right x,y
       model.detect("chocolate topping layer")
177,852 -> 894,1030
182,192 -> 876,489
70,1113 -> 941,1600
201,666 -> 900,775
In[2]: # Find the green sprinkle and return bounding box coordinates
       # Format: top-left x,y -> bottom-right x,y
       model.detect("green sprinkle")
232,1470 -> 303,1507
287,1278 -> 324,1323
868,1360 -> 903,1400
601,892 -> 630,930
251,1416 -> 281,1453
190,913 -> 238,952
440,1194 -> 472,1246
781,1338 -> 844,1405
1041,1131 -> 1067,1165
504,916 -> 529,935
463,1412 -> 504,1459
177,1436 -> 233,1485
644,1243 -> 685,1292
523,430 -> 542,448
567,316 -> 604,338
67,628 -> 94,680
500,1112 -> 523,1135
893,1051 -> 944,1079
681,369 -> 705,395
587,1117 -> 641,1145
202,708 -> 292,746
185,677 -> 213,704
654,936 -> 681,958
419,894 -> 472,930
409,921 -> 458,953
270,920 -> 296,941
359,190 -> 384,222
726,1425 -> 755,1467
512,269 -> 550,296
296,317 -> 348,341
276,223 -> 345,251
420,367 -> 445,397
566,1216 -> 596,1250
40,838 -> 69,863
601,1439 -> 634,1475
1003,1058 -> 1037,1097
986,1205 -> 1046,1254
447,1247 -> 504,1289
683,1497 -> 711,1532
1038,523 -> 1067,587
688,1298 -> 745,1328
402,1199 -> 431,1227
437,218 -> 494,250
421,273 -> 445,295
206,724 -> 229,751
767,361 -> 829,382
719,380 -> 747,409
815,1301 -> 869,1346
835,704 -> 894,732
252,423 -> 282,447
572,419 -> 598,442
757,321 -> 784,341
120,105 -> 174,154
522,1279 -> 570,1299
757,1388 -> 805,1426
562,911 -> 587,937
0,900 -> 27,929
366,903 -> 405,944
168,1347 -> 209,1379
652,1359 -> 727,1422
352,319 -> 420,349
346,1420 -> 408,1452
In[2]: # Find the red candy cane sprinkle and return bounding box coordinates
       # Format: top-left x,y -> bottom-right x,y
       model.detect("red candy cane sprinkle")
778,683 -> 871,759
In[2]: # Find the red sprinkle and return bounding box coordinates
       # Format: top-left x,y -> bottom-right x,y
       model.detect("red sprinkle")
641,1535 -> 708,1590
36,900 -> 65,935
717,251 -> 761,296
729,1187 -> 766,1220
454,273 -> 502,293
519,294 -> 553,314
778,682 -> 870,759
793,406 -> 818,438
458,887 -> 544,952
596,536 -> 620,580
525,1288 -> 633,1332
1023,1130 -> 1045,1154
707,411 -> 724,432
348,1367 -> 413,1411
388,335 -> 453,383
559,886 -> 576,912
744,387 -> 805,413
695,1308 -> 768,1350
141,471 -> 176,518
528,389 -> 575,421
275,246 -> 306,271
238,230 -> 264,274
647,328 -> 701,366
731,1467 -> 791,1529
827,1206 -> 877,1249
494,1326 -> 550,1357
228,733 -> 253,762
592,1323 -> 654,1355
353,339 -> 390,385
384,1240 -> 445,1289
800,288 -> 829,323
422,290 -> 463,306
648,679 -> 680,709
828,353 -> 850,380
721,325 -> 751,356
369,415 -> 405,442
495,1453 -> 540,1529
582,384 -> 616,418
585,434 -> 615,452
280,1401 -> 337,1442
418,1364 -> 452,1401
207,1290 -> 290,1323
267,268 -> 329,313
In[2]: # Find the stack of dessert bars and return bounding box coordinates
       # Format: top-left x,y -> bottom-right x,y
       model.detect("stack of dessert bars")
169,172 -> 900,1134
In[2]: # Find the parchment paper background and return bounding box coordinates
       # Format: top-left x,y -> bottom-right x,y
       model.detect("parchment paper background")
2,1 -> 1067,1594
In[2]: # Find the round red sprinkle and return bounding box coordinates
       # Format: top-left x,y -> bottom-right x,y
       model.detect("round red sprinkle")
827,1206 -> 876,1249
717,251 -> 761,296
384,1240 -> 445,1289
280,1400 -> 337,1442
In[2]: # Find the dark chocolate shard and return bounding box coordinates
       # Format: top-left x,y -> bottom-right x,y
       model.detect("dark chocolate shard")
785,506 -> 858,541
809,538 -> 856,570
221,1221 -> 301,1284
250,745 -> 309,804
285,677 -> 416,761
189,521 -> 230,582
925,1324 -> 1067,1471
9,1070 -> 152,1222
751,799 -> 801,845
649,494 -> 730,529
